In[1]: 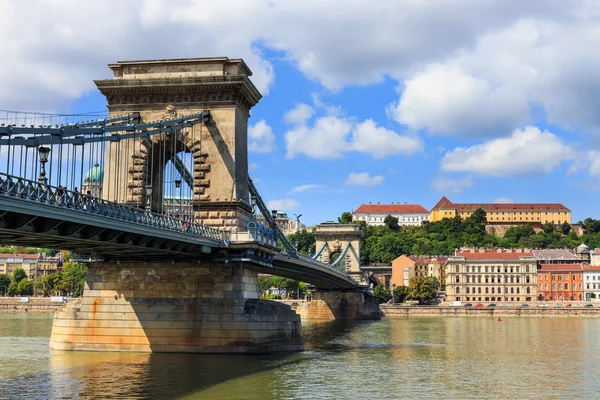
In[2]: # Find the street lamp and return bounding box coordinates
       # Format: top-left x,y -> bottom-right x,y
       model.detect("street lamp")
37,146 -> 50,184
145,185 -> 153,212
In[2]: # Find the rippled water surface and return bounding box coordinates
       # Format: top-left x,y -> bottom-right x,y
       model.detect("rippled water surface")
1,314 -> 600,399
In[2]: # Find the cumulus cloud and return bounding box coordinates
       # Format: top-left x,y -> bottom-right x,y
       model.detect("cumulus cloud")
589,151 -> 600,178
390,66 -> 529,138
431,175 -> 473,193
284,113 -> 423,159
289,184 -> 323,193
345,172 -> 384,187
248,120 -> 276,153
441,126 -> 576,177
283,103 -> 315,125
267,198 -> 300,211
350,119 -> 423,158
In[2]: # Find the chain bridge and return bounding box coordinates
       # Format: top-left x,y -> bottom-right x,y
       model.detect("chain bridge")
0,58 -> 378,354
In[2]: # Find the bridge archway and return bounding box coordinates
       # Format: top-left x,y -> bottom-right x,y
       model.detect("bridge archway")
313,222 -> 362,282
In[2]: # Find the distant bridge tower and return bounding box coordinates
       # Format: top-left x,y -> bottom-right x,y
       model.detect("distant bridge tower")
314,222 -> 362,282
95,57 -> 261,232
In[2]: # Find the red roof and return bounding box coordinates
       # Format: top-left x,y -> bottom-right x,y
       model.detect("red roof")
431,196 -> 569,212
538,263 -> 584,272
455,250 -> 534,260
583,266 -> 600,272
0,253 -> 37,259
354,204 -> 429,214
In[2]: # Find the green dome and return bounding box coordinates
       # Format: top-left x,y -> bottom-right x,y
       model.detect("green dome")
84,163 -> 104,183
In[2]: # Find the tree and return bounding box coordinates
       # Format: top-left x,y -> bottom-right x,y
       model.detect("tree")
384,215 -> 400,231
373,284 -> 390,303
542,222 -> 554,234
338,212 -> 353,224
287,229 -> 316,256
406,276 -> 437,305
17,278 -> 33,296
393,285 -> 408,303
258,275 -> 275,292
561,222 -> 572,235
61,262 -> 86,296
271,276 -> 304,299
11,268 -> 27,284
0,274 -> 10,296
7,281 -> 17,297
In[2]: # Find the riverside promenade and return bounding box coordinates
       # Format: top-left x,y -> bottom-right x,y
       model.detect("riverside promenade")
0,297 -> 69,313
381,304 -> 600,318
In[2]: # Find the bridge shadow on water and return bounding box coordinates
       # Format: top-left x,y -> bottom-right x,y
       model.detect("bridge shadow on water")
0,319 -> 368,400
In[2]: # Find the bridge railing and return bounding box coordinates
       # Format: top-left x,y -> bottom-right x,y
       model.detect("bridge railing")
0,172 -> 223,243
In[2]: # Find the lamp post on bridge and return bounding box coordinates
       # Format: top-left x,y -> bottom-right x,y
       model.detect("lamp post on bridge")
145,185 -> 153,212
37,146 -> 50,185
175,179 -> 181,219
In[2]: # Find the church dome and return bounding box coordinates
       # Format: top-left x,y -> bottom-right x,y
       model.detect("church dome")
84,163 -> 104,183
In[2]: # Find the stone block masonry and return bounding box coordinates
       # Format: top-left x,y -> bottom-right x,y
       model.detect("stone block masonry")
50,262 -> 303,354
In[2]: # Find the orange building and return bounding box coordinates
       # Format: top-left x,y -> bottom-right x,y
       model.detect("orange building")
391,255 -> 446,289
537,264 -> 585,302
430,196 -> 570,225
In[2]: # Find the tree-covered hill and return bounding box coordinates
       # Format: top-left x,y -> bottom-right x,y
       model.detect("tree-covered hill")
287,210 -> 600,265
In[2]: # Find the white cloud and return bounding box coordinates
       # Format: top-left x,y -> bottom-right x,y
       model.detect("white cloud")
345,172 -> 384,187
494,197 -> 514,203
589,151 -> 600,178
390,65 -> 529,138
441,126 -> 576,177
283,103 -> 315,125
249,162 -> 259,171
350,119 -> 423,158
431,175 -> 473,193
284,114 -> 423,159
267,198 -> 300,211
310,93 -> 343,116
248,120 -> 276,153
285,116 -> 353,159
290,184 -> 322,193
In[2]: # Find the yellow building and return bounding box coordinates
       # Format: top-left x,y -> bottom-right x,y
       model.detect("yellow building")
430,196 -> 570,225
0,254 -> 38,279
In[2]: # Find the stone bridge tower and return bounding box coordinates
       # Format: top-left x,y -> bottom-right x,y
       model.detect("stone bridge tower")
314,222 -> 362,282
95,57 -> 261,232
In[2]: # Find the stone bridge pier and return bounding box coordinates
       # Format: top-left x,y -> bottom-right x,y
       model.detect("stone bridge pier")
295,290 -> 381,320
50,261 -> 302,354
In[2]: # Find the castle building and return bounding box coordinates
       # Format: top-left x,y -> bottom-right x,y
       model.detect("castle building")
430,196 -> 570,226
446,248 -> 537,303
353,203 -> 430,226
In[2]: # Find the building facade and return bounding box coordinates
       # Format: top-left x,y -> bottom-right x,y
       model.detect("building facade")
537,264 -> 584,301
583,266 -> 600,301
591,249 -> 600,266
430,196 -> 571,225
391,255 -> 447,288
0,254 -> 38,279
446,249 -> 537,303
353,203 -> 430,226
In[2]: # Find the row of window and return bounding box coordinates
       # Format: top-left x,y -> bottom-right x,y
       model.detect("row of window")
455,297 -> 532,302
586,284 -> 600,290
453,265 -> 531,273
538,283 -> 583,291
585,275 -> 600,281
460,286 -> 531,295
461,275 -> 531,284
538,274 -> 582,281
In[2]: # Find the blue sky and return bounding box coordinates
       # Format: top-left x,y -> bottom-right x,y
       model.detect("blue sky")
2,1 -> 600,226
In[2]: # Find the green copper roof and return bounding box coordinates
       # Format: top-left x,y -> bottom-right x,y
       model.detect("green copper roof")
84,163 -> 104,183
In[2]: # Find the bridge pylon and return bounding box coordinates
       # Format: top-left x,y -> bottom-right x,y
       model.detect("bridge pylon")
95,57 -> 261,233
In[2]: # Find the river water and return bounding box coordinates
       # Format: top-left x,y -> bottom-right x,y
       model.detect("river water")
1,314 -> 600,399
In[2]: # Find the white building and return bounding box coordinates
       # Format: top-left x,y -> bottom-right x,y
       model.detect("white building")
591,249 -> 600,266
352,203 -> 430,226
583,266 -> 600,301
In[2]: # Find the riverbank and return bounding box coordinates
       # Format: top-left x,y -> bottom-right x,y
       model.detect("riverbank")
0,297 -> 68,313
381,304 -> 600,317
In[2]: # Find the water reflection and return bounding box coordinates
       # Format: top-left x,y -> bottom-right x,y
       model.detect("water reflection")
1,315 -> 600,399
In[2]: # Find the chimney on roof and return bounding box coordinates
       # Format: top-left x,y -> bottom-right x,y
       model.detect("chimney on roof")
377,202 -> 380,205
369,202 -> 371,204
391,202 -> 394,205
404,202 -> 407,204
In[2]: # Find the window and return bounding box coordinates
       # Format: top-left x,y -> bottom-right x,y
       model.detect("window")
526,276 -> 530,283
516,267 -> 520,273
527,287 -> 530,294
478,287 -> 481,294
491,276 -> 495,283
456,276 -> 460,283
467,287 -> 470,294
510,287 -> 514,294
456,266 -> 459,273
572,274 -> 576,280
478,266 -> 481,273
485,266 -> 489,273
516,288 -> 520,294
564,274 -> 568,280
516,277 -> 520,283
558,283 -> 562,290
485,276 -> 489,283
485,287 -> 489,294
492,287 -> 495,294
478,276 -> 481,283
456,287 -> 460,294
579,284 -> 582,290
552,283 -> 556,290
544,283 -> 548,290
565,283 -> 569,290
526,266 -> 530,273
